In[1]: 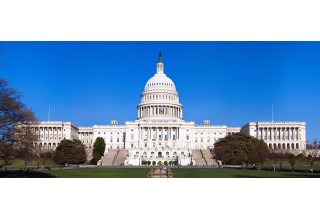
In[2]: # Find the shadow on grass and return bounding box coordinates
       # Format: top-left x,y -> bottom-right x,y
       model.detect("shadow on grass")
0,170 -> 56,178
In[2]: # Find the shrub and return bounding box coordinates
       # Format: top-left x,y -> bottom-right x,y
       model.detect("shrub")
164,161 -> 168,166
90,158 -> 99,165
152,161 -> 156,166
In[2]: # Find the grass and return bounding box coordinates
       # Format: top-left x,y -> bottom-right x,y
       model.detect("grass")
2,158 -> 320,178
43,168 -> 151,178
0,159 -> 57,170
171,168 -> 320,178
1,167 -> 320,178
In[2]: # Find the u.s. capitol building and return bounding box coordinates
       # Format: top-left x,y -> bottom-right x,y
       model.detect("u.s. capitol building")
32,53 -> 307,166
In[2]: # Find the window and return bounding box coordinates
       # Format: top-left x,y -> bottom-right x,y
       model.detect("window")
186,135 -> 189,140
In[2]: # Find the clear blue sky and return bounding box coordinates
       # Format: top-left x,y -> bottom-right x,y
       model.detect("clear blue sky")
0,41 -> 319,140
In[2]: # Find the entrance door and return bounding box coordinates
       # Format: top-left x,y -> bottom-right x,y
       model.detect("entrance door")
158,152 -> 163,158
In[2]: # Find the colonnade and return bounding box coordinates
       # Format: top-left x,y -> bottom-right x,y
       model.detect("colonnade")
258,127 -> 300,141
138,105 -> 182,118
139,126 -> 180,142
32,126 -> 63,140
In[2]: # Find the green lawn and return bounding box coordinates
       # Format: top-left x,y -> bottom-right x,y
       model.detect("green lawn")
172,168 -> 320,178
43,168 -> 151,178
1,167 -> 320,178
0,159 -> 57,170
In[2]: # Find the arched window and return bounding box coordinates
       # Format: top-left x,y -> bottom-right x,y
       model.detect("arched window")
296,143 -> 299,149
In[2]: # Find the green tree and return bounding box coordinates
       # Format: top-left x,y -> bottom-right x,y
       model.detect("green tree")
214,133 -> 269,168
152,161 -> 156,166
54,139 -> 87,165
92,137 -> 106,161
164,161 -> 168,166
147,161 -> 151,166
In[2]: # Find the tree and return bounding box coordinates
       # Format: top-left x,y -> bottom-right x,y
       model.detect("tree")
34,143 -> 54,169
14,121 -> 39,171
147,161 -> 151,166
307,139 -> 320,149
164,161 -> 168,166
0,145 -> 15,171
92,137 -> 106,163
306,149 -> 319,173
284,152 -> 304,171
0,78 -> 37,170
268,150 -> 285,172
214,133 -> 270,168
152,161 -> 156,166
54,139 -> 87,165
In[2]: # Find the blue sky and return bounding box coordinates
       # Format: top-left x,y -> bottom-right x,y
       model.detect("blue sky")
0,41 -> 319,140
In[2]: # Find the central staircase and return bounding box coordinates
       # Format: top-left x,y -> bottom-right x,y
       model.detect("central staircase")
101,150 -> 128,166
193,150 -> 218,166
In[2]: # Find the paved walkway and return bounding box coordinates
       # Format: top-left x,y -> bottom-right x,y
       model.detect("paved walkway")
148,167 -> 173,178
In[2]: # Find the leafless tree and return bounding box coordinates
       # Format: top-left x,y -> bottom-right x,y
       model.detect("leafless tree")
14,121 -> 38,171
0,78 -> 37,170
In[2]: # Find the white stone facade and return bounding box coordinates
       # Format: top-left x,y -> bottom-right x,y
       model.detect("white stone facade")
31,53 -> 307,165
241,122 -> 306,150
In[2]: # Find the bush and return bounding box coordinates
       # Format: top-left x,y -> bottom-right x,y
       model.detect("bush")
152,161 -> 156,166
90,158 -> 99,165
169,161 -> 172,166
164,161 -> 168,166
148,161 -> 151,166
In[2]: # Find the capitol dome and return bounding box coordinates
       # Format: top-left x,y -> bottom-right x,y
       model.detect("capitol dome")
137,52 -> 183,120
144,70 -> 177,93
